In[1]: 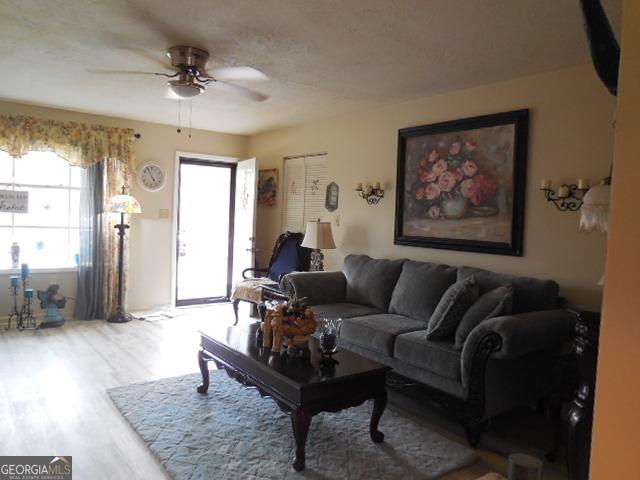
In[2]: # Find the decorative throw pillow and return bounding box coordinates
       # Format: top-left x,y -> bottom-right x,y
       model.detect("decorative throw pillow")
426,276 -> 479,341
454,284 -> 514,350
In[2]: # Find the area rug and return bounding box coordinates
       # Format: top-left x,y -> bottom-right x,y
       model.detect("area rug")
108,371 -> 478,479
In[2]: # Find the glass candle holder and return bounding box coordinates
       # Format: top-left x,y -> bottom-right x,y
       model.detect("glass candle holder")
507,453 -> 543,480
319,318 -> 341,355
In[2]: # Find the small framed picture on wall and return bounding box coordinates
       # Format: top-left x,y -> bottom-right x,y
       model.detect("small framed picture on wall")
258,168 -> 278,207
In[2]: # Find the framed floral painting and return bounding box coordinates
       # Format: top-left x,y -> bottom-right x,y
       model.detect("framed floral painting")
394,109 -> 528,256
258,168 -> 278,207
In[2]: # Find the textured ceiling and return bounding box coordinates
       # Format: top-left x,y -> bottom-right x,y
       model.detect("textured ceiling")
0,0 -> 622,135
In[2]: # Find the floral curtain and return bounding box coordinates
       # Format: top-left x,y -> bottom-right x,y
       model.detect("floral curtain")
0,114 -> 135,319
0,114 -> 135,172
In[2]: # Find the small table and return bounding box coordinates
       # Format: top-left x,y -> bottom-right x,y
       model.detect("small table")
197,323 -> 389,471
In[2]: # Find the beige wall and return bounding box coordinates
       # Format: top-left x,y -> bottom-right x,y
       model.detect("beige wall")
0,100 -> 248,314
249,64 -> 615,310
590,1 -> 640,478
0,62 -> 617,315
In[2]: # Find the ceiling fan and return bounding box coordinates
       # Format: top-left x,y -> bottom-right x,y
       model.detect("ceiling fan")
91,45 -> 269,102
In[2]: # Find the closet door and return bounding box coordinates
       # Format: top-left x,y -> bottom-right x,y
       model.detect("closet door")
281,157 -> 306,232
302,155 -> 328,226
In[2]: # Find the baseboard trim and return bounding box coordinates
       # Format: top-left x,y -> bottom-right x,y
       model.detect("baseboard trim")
0,309 -> 74,330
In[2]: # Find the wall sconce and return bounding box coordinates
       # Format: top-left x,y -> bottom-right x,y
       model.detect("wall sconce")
356,182 -> 385,205
540,178 -> 590,211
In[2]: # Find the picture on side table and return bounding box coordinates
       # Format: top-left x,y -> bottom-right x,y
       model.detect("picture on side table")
394,109 -> 528,256
258,168 -> 278,207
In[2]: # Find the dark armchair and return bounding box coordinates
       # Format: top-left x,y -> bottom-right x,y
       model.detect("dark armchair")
231,231 -> 310,324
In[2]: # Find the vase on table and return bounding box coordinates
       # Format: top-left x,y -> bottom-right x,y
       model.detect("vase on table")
10,242 -> 20,269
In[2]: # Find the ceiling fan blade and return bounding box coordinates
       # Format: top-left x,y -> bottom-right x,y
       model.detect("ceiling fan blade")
209,80 -> 269,102
86,68 -> 173,76
207,66 -> 269,81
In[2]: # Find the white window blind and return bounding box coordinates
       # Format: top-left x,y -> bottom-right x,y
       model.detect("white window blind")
281,154 -> 328,233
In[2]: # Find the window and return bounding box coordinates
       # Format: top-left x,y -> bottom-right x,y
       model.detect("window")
282,154 -> 328,232
0,151 -> 81,269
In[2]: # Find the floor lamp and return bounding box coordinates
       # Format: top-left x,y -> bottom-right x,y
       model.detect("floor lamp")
106,186 -> 142,323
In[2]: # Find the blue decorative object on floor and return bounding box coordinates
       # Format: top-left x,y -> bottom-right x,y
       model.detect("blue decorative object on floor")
108,370 -> 478,480
37,284 -> 66,328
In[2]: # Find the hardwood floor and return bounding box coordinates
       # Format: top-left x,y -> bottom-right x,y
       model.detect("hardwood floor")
0,305 -> 566,479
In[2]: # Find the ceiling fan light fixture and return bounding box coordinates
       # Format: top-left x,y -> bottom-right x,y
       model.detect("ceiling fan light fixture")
168,80 -> 204,98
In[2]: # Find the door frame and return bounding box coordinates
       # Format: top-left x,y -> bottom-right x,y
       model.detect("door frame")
171,151 -> 238,308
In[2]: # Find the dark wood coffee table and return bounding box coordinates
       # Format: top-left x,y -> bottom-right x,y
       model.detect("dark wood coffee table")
197,322 -> 389,471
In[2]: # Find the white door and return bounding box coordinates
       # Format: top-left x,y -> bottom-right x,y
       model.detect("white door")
232,158 -> 258,287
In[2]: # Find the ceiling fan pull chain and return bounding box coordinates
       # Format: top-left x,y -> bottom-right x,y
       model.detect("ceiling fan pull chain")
177,97 -> 182,134
189,100 -> 192,139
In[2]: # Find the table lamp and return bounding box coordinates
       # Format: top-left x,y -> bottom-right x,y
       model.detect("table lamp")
106,186 -> 142,323
301,219 -> 336,271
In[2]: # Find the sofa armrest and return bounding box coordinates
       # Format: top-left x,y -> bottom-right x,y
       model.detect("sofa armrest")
282,271 -> 347,305
461,309 -> 575,388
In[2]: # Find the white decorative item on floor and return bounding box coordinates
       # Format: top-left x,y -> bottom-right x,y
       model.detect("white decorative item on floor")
106,186 -> 142,323
301,219 -> 336,271
507,453 -> 543,480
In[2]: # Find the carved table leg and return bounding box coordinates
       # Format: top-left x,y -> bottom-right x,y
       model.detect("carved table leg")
197,348 -> 210,394
291,408 -> 312,471
370,391 -> 387,443
546,393 -> 564,462
232,300 -> 240,325
463,418 -> 486,448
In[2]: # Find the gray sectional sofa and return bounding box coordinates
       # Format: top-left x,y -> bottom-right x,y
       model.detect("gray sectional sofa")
284,254 -> 574,445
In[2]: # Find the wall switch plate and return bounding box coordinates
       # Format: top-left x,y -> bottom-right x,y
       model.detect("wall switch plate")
158,208 -> 170,219
334,214 -> 340,226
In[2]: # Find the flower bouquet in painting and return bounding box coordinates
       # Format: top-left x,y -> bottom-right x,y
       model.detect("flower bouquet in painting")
412,139 -> 500,221
262,297 -> 317,357
396,110 -> 528,256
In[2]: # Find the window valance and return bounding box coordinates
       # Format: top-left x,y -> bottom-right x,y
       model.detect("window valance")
0,114 -> 135,170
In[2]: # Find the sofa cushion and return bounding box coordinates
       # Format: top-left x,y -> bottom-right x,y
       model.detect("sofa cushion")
394,331 -> 462,381
311,303 -> 381,319
388,260 -> 458,323
426,276 -> 479,341
343,254 -> 405,311
340,314 -> 426,356
454,284 -> 514,350
457,266 -> 559,313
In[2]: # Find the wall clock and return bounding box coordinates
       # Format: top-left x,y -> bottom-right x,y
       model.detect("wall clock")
137,162 -> 166,192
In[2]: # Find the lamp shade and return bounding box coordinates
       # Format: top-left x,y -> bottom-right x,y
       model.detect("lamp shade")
579,183 -> 610,233
301,221 -> 336,250
107,194 -> 142,214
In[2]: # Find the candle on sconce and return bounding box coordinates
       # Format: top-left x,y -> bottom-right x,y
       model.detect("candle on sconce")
557,186 -> 570,198
578,178 -> 590,190
374,182 -> 381,190
10,276 -> 19,287
540,179 -> 552,189
21,263 -> 29,278
356,182 -> 363,191
365,183 -> 373,195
